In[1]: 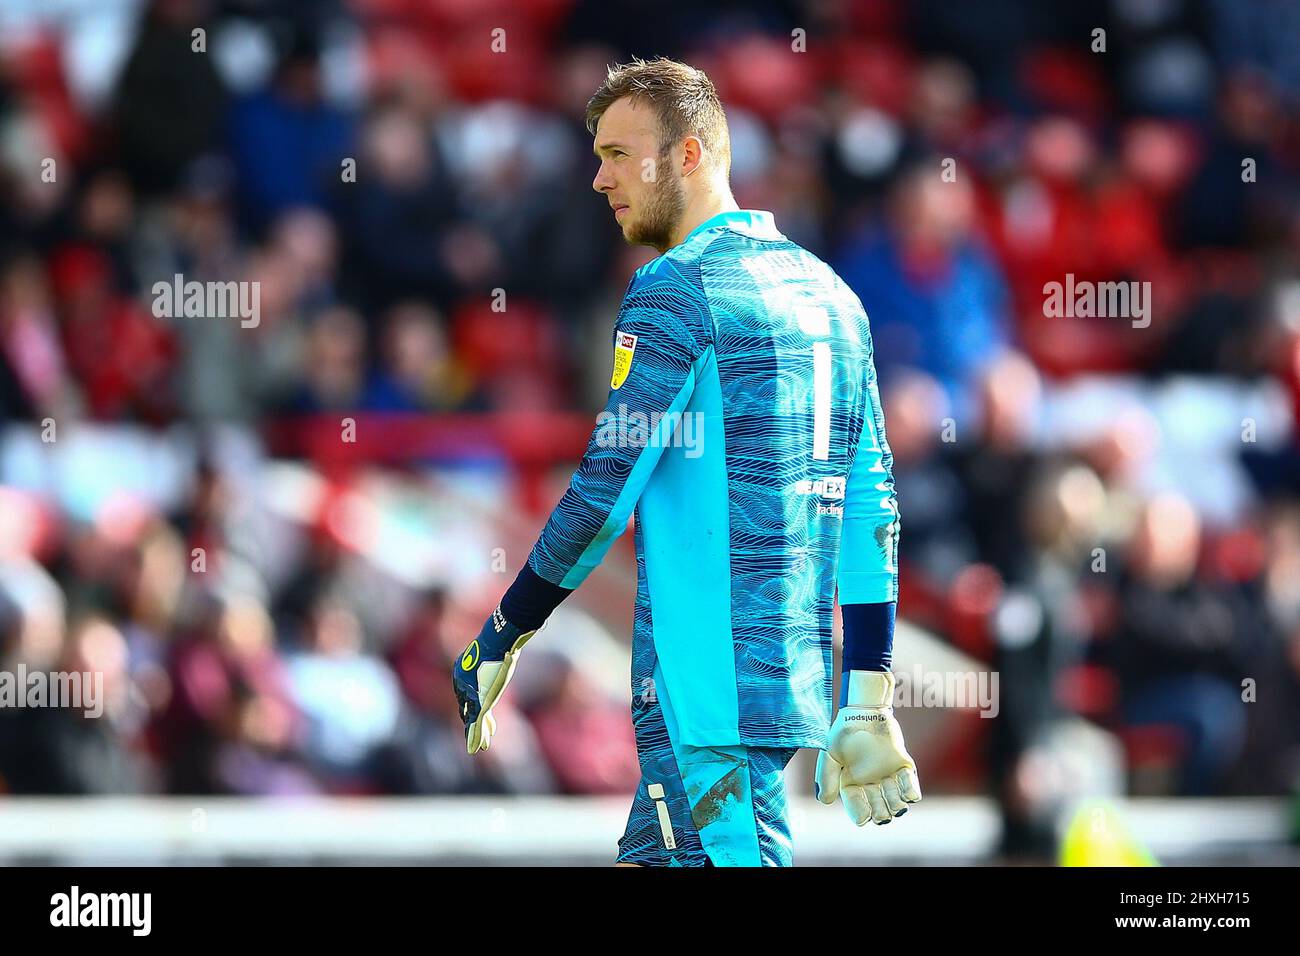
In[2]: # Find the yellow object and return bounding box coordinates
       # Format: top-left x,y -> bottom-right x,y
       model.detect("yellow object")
611,332 -> 638,389
1060,800 -> 1159,867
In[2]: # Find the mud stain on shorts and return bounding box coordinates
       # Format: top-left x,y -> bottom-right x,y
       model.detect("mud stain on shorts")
690,764 -> 746,829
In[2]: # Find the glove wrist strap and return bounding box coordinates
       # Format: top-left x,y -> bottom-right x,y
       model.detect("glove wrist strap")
844,669 -> 895,709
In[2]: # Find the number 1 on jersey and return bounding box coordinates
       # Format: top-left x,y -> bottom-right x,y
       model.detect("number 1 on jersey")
812,341 -> 830,461
796,304 -> 833,462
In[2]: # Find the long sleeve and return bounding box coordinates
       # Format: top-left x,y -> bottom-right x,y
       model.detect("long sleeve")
526,256 -> 713,591
837,366 -> 899,604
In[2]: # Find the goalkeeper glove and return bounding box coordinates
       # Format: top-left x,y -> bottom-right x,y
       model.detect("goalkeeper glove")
815,670 -> 922,825
452,606 -> 542,754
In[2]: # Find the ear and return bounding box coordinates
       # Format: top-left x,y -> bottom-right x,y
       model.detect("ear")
681,136 -> 704,177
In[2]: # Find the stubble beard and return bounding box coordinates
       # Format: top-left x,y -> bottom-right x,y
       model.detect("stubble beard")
625,154 -> 687,253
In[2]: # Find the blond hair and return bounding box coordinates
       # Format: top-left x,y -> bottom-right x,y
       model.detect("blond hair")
585,57 -> 731,175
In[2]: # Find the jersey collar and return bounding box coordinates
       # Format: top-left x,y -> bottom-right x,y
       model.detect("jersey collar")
683,209 -> 781,243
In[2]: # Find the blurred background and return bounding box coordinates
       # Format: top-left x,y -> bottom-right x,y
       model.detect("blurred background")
1,0 -> 1299,865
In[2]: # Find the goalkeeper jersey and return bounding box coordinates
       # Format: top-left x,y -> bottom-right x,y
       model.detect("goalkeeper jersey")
525,209 -> 898,749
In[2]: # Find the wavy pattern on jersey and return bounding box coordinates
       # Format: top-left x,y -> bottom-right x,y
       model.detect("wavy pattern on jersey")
749,746 -> 798,865
527,211 -> 897,753
526,256 -> 711,587
701,231 -> 879,746
621,513 -> 798,866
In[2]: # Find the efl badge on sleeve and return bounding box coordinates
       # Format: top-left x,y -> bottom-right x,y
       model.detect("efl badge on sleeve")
611,331 -> 638,389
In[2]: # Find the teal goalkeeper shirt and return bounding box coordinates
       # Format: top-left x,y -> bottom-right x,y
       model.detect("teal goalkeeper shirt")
523,209 -> 899,749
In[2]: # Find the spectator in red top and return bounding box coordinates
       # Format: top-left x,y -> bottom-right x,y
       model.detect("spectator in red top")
50,245 -> 175,422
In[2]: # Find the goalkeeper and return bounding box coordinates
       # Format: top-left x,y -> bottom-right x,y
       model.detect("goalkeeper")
453,57 -> 919,866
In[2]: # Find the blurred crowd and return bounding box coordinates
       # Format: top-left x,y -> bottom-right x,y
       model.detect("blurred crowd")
2,0 -> 1300,851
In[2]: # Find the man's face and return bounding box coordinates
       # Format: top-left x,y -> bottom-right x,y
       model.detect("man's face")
592,97 -> 686,253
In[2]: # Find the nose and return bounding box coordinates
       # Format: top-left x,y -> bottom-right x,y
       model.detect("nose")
592,160 -> 614,194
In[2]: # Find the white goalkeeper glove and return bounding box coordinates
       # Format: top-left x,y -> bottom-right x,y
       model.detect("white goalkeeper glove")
815,670 -> 922,825
452,607 -> 543,754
